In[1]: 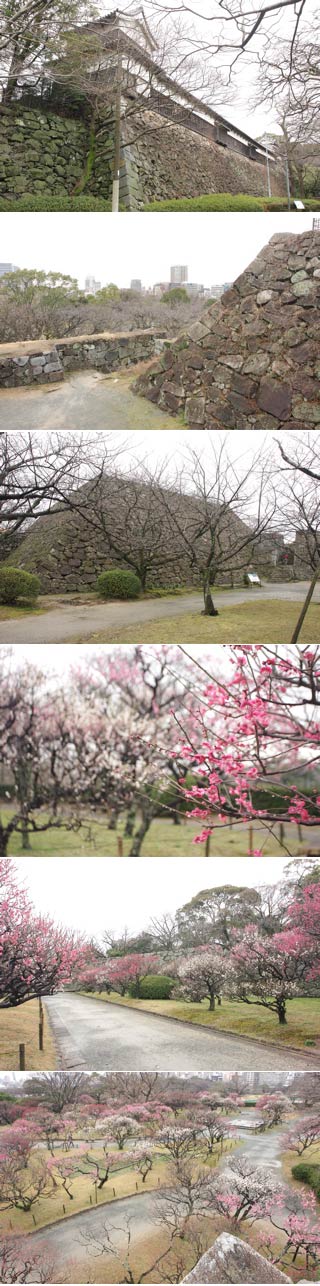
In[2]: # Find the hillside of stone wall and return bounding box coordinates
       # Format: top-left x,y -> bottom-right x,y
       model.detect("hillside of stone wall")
6,476 -> 296,593
136,231 -> 320,428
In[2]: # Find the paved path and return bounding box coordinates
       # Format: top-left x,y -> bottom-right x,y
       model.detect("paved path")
23,1189 -> 156,1271
0,370 -> 175,430
0,582 -> 316,645
45,993 -> 317,1072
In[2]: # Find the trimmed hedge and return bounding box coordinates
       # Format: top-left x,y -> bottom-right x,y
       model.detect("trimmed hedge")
97,569 -> 141,600
291,1162 -> 320,1201
143,194 -> 320,212
132,974 -> 175,999
0,566 -> 40,604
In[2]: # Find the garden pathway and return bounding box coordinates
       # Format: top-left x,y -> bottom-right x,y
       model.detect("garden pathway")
0,582 -> 317,644
45,993 -> 317,1073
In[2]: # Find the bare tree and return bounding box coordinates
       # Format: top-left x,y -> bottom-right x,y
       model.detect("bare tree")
24,1071 -> 86,1113
148,912 -> 178,950
254,17 -> 320,199
130,0 -> 311,90
0,430 -> 125,554
149,435 -> 276,615
278,433 -> 320,641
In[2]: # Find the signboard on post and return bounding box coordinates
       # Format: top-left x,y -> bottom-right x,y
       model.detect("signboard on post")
244,571 -> 262,587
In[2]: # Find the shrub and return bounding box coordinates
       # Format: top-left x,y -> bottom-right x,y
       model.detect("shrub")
291,1162 -> 320,1201
134,974 -> 175,999
96,569 -> 141,600
263,198 -> 320,211
0,567 -> 40,604
143,194 -> 266,212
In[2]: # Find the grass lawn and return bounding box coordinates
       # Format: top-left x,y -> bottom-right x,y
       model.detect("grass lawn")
2,808 -> 315,856
0,1146 -> 170,1236
85,992 -> 320,1052
0,998 -> 57,1071
84,600 -> 320,645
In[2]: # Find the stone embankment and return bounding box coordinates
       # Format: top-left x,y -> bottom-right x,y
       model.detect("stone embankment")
0,330 -> 165,387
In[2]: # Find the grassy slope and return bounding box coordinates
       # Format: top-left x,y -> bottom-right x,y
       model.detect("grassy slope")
2,809 -> 313,857
84,992 -> 320,1052
0,998 -> 57,1071
84,600 -> 320,645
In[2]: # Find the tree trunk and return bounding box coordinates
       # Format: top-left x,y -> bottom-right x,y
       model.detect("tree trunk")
108,809 -> 119,831
0,828 -> 8,856
209,993 -> 215,1011
290,565 -> 320,642
124,805 -> 136,837
129,810 -> 153,856
276,998 -> 287,1025
21,820 -> 32,851
202,587 -> 219,617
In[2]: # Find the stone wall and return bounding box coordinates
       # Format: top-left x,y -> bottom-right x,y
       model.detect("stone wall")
0,330 -> 164,388
136,231 -> 320,428
0,99 -> 286,207
121,106 -> 287,208
0,106 -> 88,198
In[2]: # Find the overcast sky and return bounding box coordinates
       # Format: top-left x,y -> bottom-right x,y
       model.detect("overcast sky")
16,426 -> 292,489
13,855 -> 293,939
0,213 -> 315,290
4,642 -> 230,682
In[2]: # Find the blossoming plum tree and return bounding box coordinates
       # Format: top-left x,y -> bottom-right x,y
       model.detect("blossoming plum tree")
172,645 -> 320,853
174,946 -> 231,1011
0,858 -> 94,1008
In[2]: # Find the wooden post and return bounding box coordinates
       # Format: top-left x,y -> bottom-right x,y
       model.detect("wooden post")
19,1043 -> 25,1070
117,835 -> 123,856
